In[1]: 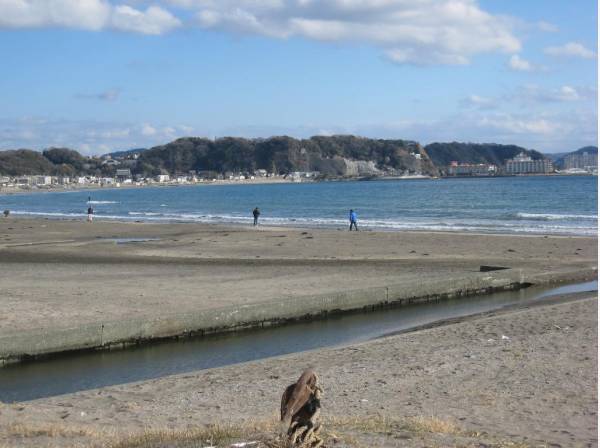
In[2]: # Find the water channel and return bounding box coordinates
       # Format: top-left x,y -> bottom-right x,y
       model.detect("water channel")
0,280 -> 596,402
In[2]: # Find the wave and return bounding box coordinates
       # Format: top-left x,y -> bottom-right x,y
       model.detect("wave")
128,212 -> 162,216
10,210 -> 597,236
88,200 -> 119,204
514,212 -> 597,221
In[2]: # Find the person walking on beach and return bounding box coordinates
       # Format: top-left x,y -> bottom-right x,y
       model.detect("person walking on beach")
87,205 -> 94,223
253,207 -> 260,226
349,209 -> 358,231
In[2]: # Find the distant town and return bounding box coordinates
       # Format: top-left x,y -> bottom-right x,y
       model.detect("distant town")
445,150 -> 597,177
0,137 -> 596,193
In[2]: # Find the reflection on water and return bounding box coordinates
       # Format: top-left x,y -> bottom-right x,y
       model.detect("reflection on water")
0,280 -> 596,402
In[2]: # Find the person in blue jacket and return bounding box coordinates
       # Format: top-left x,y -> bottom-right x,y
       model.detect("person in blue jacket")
349,209 -> 358,231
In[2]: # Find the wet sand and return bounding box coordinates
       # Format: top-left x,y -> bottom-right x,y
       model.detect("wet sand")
0,217 -> 595,337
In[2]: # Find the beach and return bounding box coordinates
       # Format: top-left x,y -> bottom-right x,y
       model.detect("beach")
0,217 -> 595,345
0,176 -> 304,196
0,291 -> 596,447
0,217 -> 597,446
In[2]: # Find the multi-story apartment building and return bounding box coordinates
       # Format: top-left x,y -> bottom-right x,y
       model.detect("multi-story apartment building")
505,153 -> 553,174
563,151 -> 597,170
447,162 -> 497,176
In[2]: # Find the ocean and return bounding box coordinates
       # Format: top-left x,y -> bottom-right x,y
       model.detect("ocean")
1,176 -> 597,236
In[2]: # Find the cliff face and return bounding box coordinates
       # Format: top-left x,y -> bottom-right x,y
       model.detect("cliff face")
134,135 -> 440,177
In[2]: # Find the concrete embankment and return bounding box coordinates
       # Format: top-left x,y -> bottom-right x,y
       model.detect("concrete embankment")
0,267 -> 595,364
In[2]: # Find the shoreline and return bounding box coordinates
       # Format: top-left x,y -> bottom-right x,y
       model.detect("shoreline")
0,176 -> 302,196
1,172 -> 595,196
2,213 -> 596,238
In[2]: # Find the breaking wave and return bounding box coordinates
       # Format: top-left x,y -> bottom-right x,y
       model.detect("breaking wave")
514,212 -> 597,221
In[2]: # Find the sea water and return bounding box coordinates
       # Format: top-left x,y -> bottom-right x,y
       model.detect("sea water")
0,176 -> 596,236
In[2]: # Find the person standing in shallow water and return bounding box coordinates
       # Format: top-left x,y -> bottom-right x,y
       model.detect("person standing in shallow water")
253,207 -> 260,226
349,209 -> 358,231
87,205 -> 94,223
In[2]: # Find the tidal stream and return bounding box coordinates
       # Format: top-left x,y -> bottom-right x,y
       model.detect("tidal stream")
0,280 -> 596,402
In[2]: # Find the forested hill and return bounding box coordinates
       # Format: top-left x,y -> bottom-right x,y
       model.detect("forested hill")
134,135 -> 439,177
0,148 -> 113,176
424,142 -> 545,167
2,137 -> 573,177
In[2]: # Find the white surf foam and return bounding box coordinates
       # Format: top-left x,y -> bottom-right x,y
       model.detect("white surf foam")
515,212 -> 597,221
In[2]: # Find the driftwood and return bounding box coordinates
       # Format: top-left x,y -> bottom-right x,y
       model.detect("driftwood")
280,369 -> 324,447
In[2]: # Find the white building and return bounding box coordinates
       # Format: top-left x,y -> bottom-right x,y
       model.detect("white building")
35,176 -> 52,185
564,151 -> 597,170
447,163 -> 496,176
505,153 -> 553,174
116,169 -> 132,181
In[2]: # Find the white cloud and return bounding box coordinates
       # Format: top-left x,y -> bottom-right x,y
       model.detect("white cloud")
99,128 -> 130,138
181,0 -> 521,65
0,118 -> 198,155
0,110 -> 596,154
111,5 -> 181,35
0,0 -> 110,29
141,123 -> 157,136
508,54 -> 535,72
0,0 -> 181,34
478,114 -> 556,135
544,42 -> 596,59
554,86 -> 579,101
515,84 -> 596,103
0,1 -> 521,63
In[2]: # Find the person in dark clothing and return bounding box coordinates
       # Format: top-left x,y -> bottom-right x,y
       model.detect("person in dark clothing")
349,209 -> 358,231
253,207 -> 260,226
87,206 -> 94,222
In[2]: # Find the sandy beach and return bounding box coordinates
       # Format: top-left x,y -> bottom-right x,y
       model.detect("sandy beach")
0,176 -> 303,196
0,217 -> 595,336
0,217 -> 596,446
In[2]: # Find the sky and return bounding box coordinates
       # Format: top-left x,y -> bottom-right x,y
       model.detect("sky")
0,0 -> 597,155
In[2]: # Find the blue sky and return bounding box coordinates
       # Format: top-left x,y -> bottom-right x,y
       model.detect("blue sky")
0,0 -> 597,154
